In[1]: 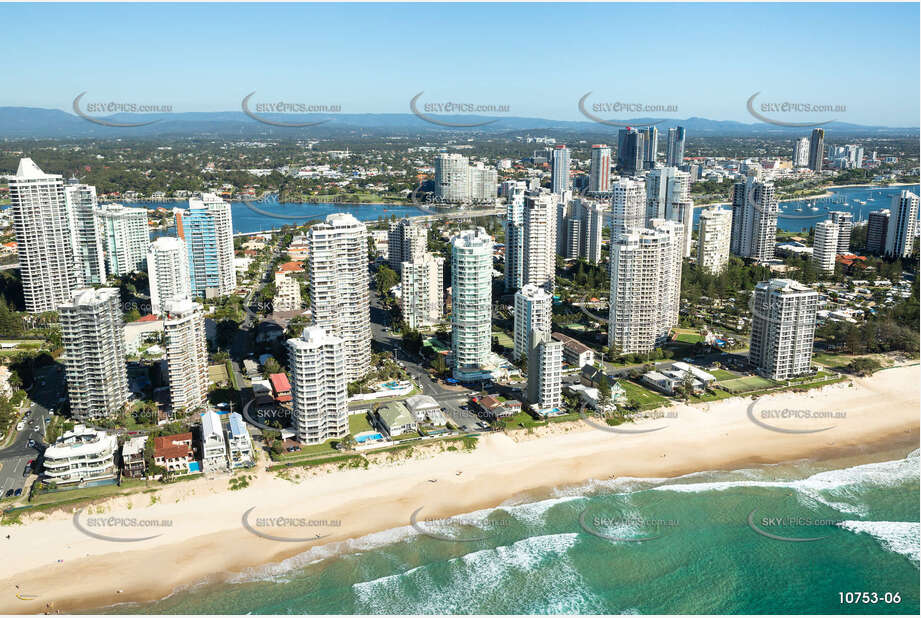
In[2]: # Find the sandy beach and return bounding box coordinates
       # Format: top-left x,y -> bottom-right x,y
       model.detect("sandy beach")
1,365 -> 918,614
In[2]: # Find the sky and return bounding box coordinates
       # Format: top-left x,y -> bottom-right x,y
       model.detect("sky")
3,2 -> 919,126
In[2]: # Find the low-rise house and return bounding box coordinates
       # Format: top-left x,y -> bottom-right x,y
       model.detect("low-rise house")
669,362 -> 716,387
251,378 -> 274,404
580,365 -> 608,388
552,332 -> 595,368
121,435 -> 148,478
474,395 -> 517,419
269,372 -> 293,404
642,369 -> 704,395
242,359 -> 260,378
200,410 -> 228,473
404,394 -> 441,422
43,425 -> 118,485
377,401 -> 418,437
566,382 -> 626,413
226,412 -> 254,468
153,432 -> 194,473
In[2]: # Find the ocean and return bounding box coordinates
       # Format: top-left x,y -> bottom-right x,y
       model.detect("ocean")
97,446 -> 919,615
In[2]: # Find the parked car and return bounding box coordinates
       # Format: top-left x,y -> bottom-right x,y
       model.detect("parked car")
4,489 -> 12,498
14,488 -> 21,497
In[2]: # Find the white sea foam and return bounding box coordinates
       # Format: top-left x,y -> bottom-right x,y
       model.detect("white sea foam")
645,453 -> 919,517
352,532 -> 605,613
226,524 -> 421,584
837,521 -> 920,565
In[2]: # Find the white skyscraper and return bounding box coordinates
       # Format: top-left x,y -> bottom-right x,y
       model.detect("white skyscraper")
148,237 -> 192,316
307,213 -> 371,381
551,145 -> 571,194
522,192 -> 557,290
812,220 -> 839,274
527,330 -> 563,411
401,252 -> 444,330
97,203 -> 150,276
59,288 -> 129,420
513,283 -> 552,361
504,183 -> 526,291
9,158 -> 81,313
469,163 -> 498,202
749,279 -> 818,380
575,200 -> 606,264
451,228 -> 493,378
589,144 -> 611,193
793,137 -> 810,167
646,167 -> 694,257
829,211 -> 853,254
64,181 -> 106,285
434,153 -> 496,203
885,190 -> 919,258
608,219 -> 683,354
697,207 -> 732,274
163,298 -> 208,413
388,219 -> 427,272
610,178 -> 647,240
175,193 -> 235,298
729,175 -> 779,262
287,326 -> 348,444
434,152 -> 470,203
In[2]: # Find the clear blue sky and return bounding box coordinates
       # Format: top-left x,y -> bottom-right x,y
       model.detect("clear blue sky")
3,2 -> 919,126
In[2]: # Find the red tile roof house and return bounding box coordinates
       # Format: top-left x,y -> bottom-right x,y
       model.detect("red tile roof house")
153,433 -> 194,473
474,395 -> 516,419
269,372 -> 293,403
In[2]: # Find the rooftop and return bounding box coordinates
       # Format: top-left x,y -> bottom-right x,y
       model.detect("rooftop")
378,401 -> 415,428
269,372 -> 292,395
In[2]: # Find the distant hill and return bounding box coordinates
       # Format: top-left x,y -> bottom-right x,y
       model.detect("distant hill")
0,106 -> 916,139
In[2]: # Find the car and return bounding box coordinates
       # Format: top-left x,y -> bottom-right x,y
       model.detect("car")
4,489 -> 12,498
14,489 -> 21,497
27,439 -> 34,448
23,466 -> 31,477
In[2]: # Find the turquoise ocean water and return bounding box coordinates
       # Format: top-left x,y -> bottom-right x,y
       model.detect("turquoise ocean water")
98,446 -> 919,615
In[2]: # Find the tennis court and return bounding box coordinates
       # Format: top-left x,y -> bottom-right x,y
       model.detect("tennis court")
718,375 -> 776,393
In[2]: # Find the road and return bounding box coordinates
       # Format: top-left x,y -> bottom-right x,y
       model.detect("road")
367,288 -> 485,430
0,365 -> 60,500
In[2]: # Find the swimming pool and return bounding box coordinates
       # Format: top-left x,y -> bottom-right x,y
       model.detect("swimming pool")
355,432 -> 384,443
188,461 -> 201,473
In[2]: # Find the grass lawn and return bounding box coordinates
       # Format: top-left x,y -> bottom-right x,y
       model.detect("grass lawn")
390,431 -> 421,441
348,412 -> 374,434
675,332 -> 704,344
718,375 -> 776,393
618,380 -> 668,410
208,364 -> 230,383
812,352 -> 854,368
709,369 -> 738,381
492,330 -> 514,348
29,478 -> 152,507
687,389 -> 735,403
502,411 -> 546,430
276,439 -> 339,460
